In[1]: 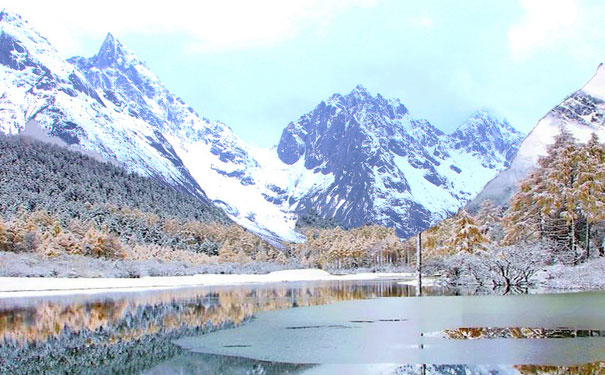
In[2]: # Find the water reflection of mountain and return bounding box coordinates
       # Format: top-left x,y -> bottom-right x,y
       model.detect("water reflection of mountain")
0,281 -> 418,375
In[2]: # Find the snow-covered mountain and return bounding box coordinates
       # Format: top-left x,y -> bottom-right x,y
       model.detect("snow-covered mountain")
471,63 -> 605,208
0,10 -> 523,241
276,87 -> 523,236
0,11 -> 299,242
0,11 -> 206,200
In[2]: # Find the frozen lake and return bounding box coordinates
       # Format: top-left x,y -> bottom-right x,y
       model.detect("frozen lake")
0,280 -> 603,374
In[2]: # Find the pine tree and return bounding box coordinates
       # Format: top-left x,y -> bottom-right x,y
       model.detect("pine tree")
504,129 -> 576,250
475,199 -> 503,241
540,128 -> 581,254
448,210 -> 488,254
503,128 -> 605,262
574,133 -> 605,258
0,219 -> 12,252
502,170 -> 543,245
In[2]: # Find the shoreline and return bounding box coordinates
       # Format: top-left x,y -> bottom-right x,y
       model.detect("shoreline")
0,269 -> 416,299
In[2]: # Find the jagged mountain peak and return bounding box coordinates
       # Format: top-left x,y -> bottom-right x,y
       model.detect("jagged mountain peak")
95,32 -> 125,68
85,31 -> 144,72
350,84 -> 371,97
454,110 -> 516,135
450,110 -> 522,169
69,33 -> 166,103
324,85 -> 409,119
276,87 -> 523,236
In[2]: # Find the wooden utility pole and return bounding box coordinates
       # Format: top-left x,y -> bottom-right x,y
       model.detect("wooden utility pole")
416,232 -> 422,297
417,234 -> 425,374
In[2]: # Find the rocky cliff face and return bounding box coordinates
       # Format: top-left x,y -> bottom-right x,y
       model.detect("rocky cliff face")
277,87 -> 523,236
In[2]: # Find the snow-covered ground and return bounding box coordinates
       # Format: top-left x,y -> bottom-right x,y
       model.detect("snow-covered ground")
0,269 -> 415,298
537,257 -> 605,292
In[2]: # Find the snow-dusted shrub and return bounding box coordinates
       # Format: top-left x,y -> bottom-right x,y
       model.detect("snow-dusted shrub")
484,242 -> 552,287
438,252 -> 490,286
436,241 -> 553,288
83,227 -> 126,259
544,256 -> 605,290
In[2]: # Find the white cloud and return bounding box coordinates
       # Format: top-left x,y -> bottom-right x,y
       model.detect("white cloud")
3,0 -> 378,56
508,0 -> 605,62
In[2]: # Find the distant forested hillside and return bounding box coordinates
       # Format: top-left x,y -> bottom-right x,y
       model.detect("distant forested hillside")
0,134 -> 229,223
0,135 -> 284,264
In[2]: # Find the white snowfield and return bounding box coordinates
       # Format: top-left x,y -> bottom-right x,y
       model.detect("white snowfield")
0,269 -> 415,298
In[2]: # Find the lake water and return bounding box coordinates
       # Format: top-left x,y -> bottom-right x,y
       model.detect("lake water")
0,280 -> 603,375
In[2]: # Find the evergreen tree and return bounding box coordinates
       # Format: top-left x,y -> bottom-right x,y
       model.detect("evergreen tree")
475,199 -> 503,241
574,133 -> 605,257
448,210 -> 487,254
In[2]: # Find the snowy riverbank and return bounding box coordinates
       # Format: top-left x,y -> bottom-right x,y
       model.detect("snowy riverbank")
0,269 -> 415,298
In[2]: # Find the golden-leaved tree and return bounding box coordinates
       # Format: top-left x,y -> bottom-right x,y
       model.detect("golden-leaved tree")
574,133 -> 605,256
447,210 -> 488,254
503,129 -> 605,261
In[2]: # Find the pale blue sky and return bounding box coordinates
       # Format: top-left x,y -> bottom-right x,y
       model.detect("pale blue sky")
7,0 -> 605,147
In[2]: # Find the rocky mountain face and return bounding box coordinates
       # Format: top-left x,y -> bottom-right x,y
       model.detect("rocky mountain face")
0,10 -> 524,241
471,63 -> 605,208
277,88 -> 523,236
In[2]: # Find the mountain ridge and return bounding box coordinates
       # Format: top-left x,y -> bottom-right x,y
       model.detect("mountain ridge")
276,85 -> 523,236
1,10 -> 524,241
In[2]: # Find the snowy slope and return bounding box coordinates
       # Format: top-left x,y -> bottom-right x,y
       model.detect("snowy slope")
471,63 -> 605,207
0,11 -> 205,200
69,33 -> 304,242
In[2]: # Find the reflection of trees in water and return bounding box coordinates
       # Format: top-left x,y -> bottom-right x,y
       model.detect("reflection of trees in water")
0,281 -> 410,375
395,364 -> 507,375
442,327 -> 604,340
515,362 -> 605,375
0,282 -> 414,345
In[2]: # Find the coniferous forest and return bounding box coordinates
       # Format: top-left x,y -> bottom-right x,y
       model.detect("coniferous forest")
0,134 -> 407,274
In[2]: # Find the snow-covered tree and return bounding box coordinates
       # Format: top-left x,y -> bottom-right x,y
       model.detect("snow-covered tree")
448,210 -> 488,254
574,133 -> 605,257
504,130 -> 572,250
475,199 -> 504,241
